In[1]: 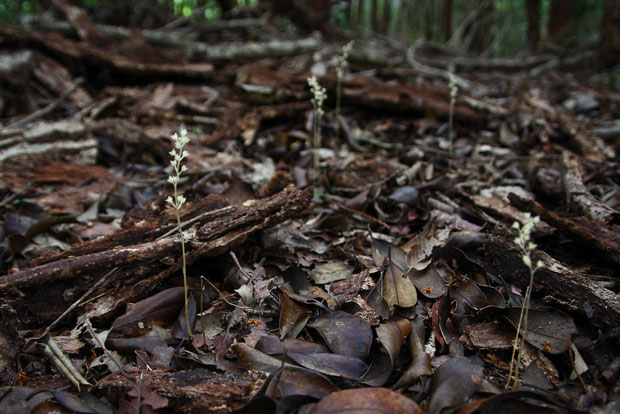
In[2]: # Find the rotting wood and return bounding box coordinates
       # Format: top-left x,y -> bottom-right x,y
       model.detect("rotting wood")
83,185 -> 312,321
561,152 -> 618,223
0,26 -> 215,80
0,233 -> 183,292
508,193 -> 620,267
555,107 -> 615,161
32,56 -> 92,108
25,12 -> 268,44
525,91 -> 615,161
0,185 -> 312,296
187,33 -> 322,62
485,236 -> 620,328
96,368 -> 266,413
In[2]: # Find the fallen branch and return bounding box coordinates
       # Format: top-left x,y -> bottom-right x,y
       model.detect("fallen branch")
485,236 -> 620,328
562,152 -> 618,223
508,193 -> 620,267
5,77 -> 84,129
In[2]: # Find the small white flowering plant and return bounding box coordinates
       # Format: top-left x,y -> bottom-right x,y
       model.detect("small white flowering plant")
448,71 -> 458,155
506,213 -> 543,389
335,41 -> 353,140
307,76 -> 327,181
167,127 -> 192,339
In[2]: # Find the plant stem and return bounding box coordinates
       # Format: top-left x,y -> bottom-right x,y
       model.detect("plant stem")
173,182 -> 192,340
335,76 -> 342,140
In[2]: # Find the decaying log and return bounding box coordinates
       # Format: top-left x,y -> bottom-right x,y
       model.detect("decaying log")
526,91 -> 614,161
508,193 -> 620,267
0,118 -> 97,163
24,13 -> 267,44
97,368 -> 266,413
343,78 -> 484,123
0,185 -> 312,296
485,236 -> 620,328
0,233 -> 182,292
555,107 -> 615,161
186,33 -> 322,62
0,26 -> 214,80
117,185 -> 313,307
561,152 -> 618,223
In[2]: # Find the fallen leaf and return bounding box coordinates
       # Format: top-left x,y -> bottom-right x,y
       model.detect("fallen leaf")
382,258 -> 417,309
502,308 -> 576,354
428,357 -> 483,414
309,261 -> 354,284
287,352 -> 368,379
311,387 -> 422,414
111,287 -> 185,336
392,318 -> 432,390
279,289 -> 312,339
306,311 -> 372,361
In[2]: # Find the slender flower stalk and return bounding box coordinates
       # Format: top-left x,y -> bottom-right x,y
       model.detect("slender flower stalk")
307,76 -> 327,183
448,71 -> 458,155
166,128 -> 192,340
335,41 -> 353,140
506,214 -> 543,389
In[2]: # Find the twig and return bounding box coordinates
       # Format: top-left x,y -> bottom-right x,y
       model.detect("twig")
40,334 -> 91,390
322,194 -> 391,231
44,267 -> 118,335
84,318 -> 124,372
157,206 -> 235,240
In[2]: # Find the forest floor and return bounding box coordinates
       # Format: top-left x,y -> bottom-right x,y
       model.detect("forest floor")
0,3 -> 619,414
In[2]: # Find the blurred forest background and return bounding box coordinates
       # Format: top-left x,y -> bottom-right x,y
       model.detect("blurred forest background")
1,0 -> 617,69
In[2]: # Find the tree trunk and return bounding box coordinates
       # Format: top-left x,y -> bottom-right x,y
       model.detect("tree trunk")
442,0 -> 453,42
468,1 -> 494,53
525,0 -> 541,51
598,0 -> 620,68
423,0 -> 433,40
548,0 -> 574,44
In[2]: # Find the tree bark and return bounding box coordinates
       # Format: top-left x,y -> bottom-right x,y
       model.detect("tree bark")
442,0 -> 453,42
548,0 -> 574,43
598,0 -> 620,68
525,0 -> 541,51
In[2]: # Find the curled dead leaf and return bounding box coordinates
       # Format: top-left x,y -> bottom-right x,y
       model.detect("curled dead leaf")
311,387 -> 422,414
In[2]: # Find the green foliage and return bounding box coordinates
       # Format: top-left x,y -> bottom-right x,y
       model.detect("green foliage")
0,0 -> 41,23
334,0 -> 604,57
0,0 -> 605,57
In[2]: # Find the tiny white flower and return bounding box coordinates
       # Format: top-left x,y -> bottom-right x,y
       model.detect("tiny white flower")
522,255 -> 532,268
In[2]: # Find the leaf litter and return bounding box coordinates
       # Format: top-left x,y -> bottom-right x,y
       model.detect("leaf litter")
0,5 -> 618,413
